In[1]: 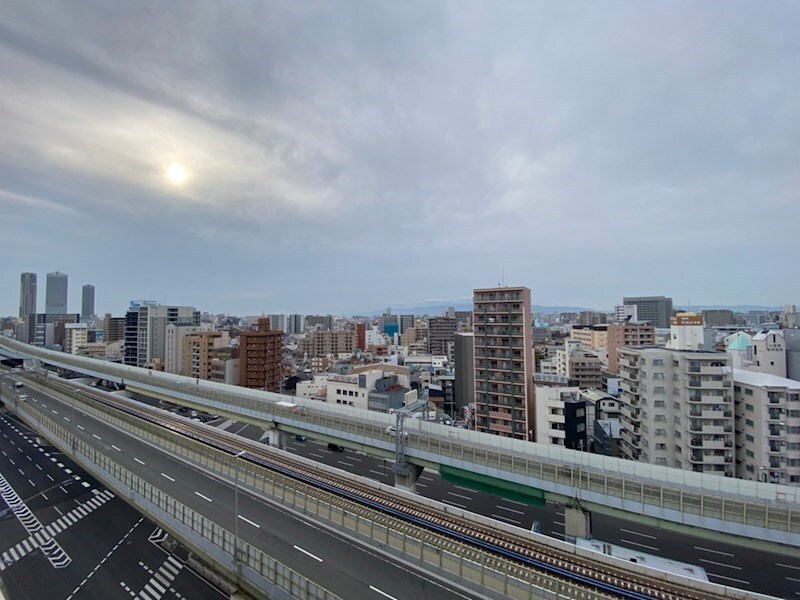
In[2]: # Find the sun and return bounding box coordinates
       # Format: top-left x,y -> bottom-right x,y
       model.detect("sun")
165,163 -> 189,185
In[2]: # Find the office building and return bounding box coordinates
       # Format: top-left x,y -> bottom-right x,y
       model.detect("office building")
288,314 -> 303,335
606,322 -> 656,375
305,315 -> 333,330
734,370 -> 800,485
473,286 -> 536,440
569,325 -> 608,352
617,320 -> 734,476
702,309 -> 734,327
19,272 -> 37,319
25,313 -> 80,347
268,314 -> 286,333
615,304 -> 637,323
622,296 -> 673,329
81,284 -> 95,318
555,339 -> 603,390
124,301 -> 200,368
45,271 -> 69,314
399,314 -> 415,335
534,385 -> 592,449
428,317 -> 456,356
239,318 -> 283,391
454,332 -> 475,415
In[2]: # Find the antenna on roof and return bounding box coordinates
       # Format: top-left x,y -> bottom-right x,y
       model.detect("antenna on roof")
501,267 -> 505,287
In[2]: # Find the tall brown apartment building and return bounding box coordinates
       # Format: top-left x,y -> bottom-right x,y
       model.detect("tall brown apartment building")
239,318 -> 283,391
606,322 -> 656,374
298,330 -> 357,356
182,331 -> 225,379
473,286 -> 536,440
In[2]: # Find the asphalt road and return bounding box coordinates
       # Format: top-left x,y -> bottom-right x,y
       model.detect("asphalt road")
0,405 -> 226,600
279,439 -> 800,599
5,379 -> 482,600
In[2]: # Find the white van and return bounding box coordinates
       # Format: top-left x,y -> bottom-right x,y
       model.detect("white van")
14,382 -> 23,389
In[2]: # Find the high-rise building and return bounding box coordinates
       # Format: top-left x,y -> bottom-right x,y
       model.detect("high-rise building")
473,286 -> 535,441
103,313 -> 126,343
124,301 -> 200,368
19,272 -> 37,319
64,323 -> 89,354
428,317 -> 456,355
288,314 -> 303,334
734,370 -> 800,485
399,314 -> 415,335
81,284 -> 95,318
268,314 -> 286,333
454,332 -> 475,417
305,315 -> 334,330
617,319 -> 734,476
165,322 -> 201,374
239,318 -> 283,391
607,322 -> 656,374
622,296 -> 673,329
181,331 -> 229,379
45,271 -> 68,314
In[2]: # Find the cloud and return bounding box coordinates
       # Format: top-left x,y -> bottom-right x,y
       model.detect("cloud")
1,2 -> 800,315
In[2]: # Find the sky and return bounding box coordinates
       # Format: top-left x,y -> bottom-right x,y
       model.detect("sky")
2,1 -> 799,317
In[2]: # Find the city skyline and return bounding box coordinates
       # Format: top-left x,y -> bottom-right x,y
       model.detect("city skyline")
2,3 -> 800,316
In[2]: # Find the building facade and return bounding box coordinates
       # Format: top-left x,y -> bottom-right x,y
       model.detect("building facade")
124,301 -> 200,368
473,286 -> 535,440
239,318 -> 283,391
606,321 -> 656,375
734,370 -> 800,485
618,346 -> 734,476
103,314 -> 126,343
428,317 -> 456,356
298,330 -> 357,356
81,284 -> 95,318
622,296 -> 673,329
45,271 -> 68,314
19,272 -> 37,319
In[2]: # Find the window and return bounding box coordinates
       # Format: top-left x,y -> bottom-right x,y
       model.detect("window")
746,450 -> 754,458
655,428 -> 667,436
654,386 -> 665,395
745,389 -> 753,396
653,359 -> 664,366
654,414 -> 666,422
655,457 -> 667,465
746,404 -> 754,412
746,419 -> 754,427
653,372 -> 664,381
654,400 -> 665,408
746,434 -> 754,442
656,443 -> 667,450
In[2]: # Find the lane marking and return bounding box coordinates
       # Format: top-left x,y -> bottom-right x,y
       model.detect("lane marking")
620,528 -> 657,540
195,491 -> 212,502
238,515 -> 260,528
161,473 -> 175,482
111,445 -> 122,452
491,513 -> 521,524
309,453 -> 324,459
620,539 -> 659,552
497,505 -> 525,515
708,573 -> 749,585
447,491 -> 472,500
700,558 -> 742,570
293,545 -> 323,562
77,425 -> 85,431
695,546 -> 734,557
777,563 -> 800,571
134,458 -> 145,465
369,585 -> 397,600
92,434 -> 101,440
368,470 -> 385,476
336,461 -> 354,467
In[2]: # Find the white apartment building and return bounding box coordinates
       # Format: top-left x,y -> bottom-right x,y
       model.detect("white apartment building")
618,319 -> 735,477
165,323 -> 200,374
750,330 -> 786,378
326,370 -> 385,410
534,385 -> 581,446
64,322 -> 88,354
734,369 -> 800,485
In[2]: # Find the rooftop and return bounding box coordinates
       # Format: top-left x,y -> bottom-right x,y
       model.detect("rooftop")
734,369 -> 800,390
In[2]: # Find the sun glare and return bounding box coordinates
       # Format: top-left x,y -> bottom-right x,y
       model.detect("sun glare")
166,163 -> 189,185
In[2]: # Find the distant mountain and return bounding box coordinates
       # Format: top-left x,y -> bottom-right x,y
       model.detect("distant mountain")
675,305 -> 783,312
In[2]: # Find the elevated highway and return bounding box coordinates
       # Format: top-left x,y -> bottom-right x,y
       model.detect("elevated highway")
2,337 -> 799,557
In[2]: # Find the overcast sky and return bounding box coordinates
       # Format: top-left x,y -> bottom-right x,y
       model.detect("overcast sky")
2,1 -> 799,317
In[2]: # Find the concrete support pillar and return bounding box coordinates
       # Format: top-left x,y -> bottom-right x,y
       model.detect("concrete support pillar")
394,463 -> 423,493
564,505 -> 592,540
275,430 -> 289,451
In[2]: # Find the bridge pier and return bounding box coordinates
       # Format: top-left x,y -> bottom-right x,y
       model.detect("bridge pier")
393,463 -> 423,493
564,504 -> 592,540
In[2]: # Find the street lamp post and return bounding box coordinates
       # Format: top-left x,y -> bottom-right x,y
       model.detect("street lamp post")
233,450 -> 246,572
